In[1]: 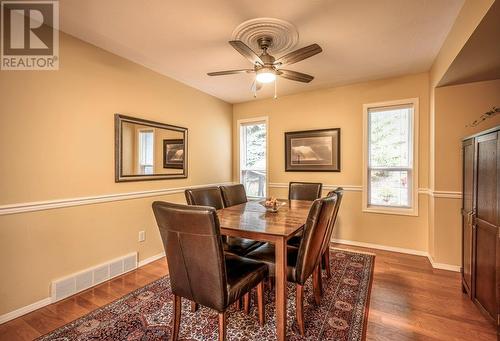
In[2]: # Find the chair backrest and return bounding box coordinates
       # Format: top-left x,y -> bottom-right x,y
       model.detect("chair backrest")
152,201 -> 228,311
321,188 -> 344,254
185,186 -> 224,210
220,184 -> 248,207
289,182 -> 323,201
294,194 -> 338,284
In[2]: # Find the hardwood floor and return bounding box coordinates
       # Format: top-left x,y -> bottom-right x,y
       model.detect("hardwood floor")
334,244 -> 497,341
0,245 -> 496,340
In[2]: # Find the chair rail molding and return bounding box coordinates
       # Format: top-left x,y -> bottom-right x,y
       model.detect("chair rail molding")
269,183 -> 462,199
269,182 -> 362,192
0,182 -> 234,216
430,190 -> 462,199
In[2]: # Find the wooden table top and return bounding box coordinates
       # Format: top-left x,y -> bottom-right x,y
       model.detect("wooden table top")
217,199 -> 312,238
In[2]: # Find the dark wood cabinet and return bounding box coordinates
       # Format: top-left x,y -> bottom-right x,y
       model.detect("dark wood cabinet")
461,126 -> 499,331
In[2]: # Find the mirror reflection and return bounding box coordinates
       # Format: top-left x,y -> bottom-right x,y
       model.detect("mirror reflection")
115,115 -> 187,181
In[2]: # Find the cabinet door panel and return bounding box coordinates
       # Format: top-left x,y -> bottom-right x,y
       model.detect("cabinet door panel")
463,140 -> 474,212
462,139 -> 474,292
475,220 -> 497,318
476,133 -> 497,224
474,132 -> 498,320
462,217 -> 473,292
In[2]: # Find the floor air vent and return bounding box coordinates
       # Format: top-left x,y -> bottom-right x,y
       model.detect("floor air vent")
51,252 -> 137,302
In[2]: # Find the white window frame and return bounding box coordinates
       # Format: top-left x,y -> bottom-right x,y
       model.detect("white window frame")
137,128 -> 154,175
362,98 -> 419,216
236,116 -> 269,199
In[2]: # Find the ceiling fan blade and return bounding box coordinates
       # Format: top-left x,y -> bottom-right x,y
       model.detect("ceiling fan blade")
278,69 -> 314,83
207,69 -> 255,76
275,44 -> 322,66
229,40 -> 264,66
251,79 -> 262,92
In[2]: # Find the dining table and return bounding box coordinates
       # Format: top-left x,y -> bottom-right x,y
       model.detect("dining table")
217,199 -> 313,341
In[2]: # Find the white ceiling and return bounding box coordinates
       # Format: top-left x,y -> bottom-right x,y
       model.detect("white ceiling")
59,0 -> 464,103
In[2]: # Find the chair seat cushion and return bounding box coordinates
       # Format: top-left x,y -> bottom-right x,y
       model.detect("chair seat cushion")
225,254 -> 268,305
244,243 -> 300,282
224,237 -> 264,256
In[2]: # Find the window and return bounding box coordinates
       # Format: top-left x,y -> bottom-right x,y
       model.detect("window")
238,118 -> 267,198
363,99 -> 418,215
138,129 -> 154,175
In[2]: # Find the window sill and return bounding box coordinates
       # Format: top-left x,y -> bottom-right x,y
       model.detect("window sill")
362,206 -> 418,217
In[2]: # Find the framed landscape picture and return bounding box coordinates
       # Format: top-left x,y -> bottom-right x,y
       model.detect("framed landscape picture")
285,128 -> 341,172
163,139 -> 185,169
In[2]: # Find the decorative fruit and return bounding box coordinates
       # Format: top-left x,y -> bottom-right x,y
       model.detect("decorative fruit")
265,197 -> 278,207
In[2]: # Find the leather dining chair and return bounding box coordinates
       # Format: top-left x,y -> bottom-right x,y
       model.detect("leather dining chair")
245,195 -> 338,335
287,182 -> 323,246
289,187 -> 343,279
185,186 -> 263,257
220,183 -> 248,207
320,188 -> 343,278
288,181 -> 323,201
217,184 -> 264,255
152,201 -> 268,341
185,186 -> 225,210
184,186 -> 225,312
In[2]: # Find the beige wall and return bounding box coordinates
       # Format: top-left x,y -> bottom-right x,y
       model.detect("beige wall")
427,0 -> 495,265
0,33 -> 232,315
233,73 -> 430,252
431,79 -> 500,265
435,79 -> 500,191
429,0 -> 494,88
0,34 -> 232,205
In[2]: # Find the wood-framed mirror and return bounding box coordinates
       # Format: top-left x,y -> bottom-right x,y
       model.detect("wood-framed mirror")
115,114 -> 188,182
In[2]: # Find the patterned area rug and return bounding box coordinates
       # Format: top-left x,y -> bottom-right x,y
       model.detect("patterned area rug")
38,249 -> 374,341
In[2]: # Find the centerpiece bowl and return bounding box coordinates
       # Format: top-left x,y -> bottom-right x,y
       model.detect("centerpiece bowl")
259,198 -> 286,213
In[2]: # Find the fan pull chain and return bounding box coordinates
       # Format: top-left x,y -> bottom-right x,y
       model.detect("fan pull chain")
274,77 -> 278,99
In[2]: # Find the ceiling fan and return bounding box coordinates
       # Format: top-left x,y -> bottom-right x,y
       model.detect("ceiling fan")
207,37 -> 322,93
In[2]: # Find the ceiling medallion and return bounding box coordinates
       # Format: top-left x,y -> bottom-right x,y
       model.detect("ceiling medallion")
231,17 -> 299,56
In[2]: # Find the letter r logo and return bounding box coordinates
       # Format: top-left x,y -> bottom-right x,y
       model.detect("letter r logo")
2,1 -> 55,55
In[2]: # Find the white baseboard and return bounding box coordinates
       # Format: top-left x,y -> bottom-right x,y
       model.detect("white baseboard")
138,252 -> 166,267
427,254 -> 461,272
333,238 -> 460,272
0,297 -> 53,324
0,252 -> 167,325
332,238 -> 428,257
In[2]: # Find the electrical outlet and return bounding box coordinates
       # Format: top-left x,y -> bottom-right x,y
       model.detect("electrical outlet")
138,230 -> 145,242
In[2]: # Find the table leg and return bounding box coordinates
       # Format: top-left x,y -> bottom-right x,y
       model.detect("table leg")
275,238 -> 287,341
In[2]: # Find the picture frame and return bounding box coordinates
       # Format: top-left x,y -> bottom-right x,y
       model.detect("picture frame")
285,128 -> 341,172
163,139 -> 185,169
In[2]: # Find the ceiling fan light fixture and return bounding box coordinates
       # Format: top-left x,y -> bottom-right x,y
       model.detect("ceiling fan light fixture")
207,33 -> 322,96
256,68 -> 276,83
